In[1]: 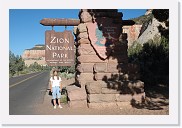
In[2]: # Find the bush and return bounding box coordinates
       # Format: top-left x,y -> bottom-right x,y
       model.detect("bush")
9,51 -> 26,77
60,72 -> 75,79
128,41 -> 143,63
58,65 -> 75,74
128,36 -> 169,87
66,73 -> 75,79
19,70 -> 29,75
60,95 -> 68,103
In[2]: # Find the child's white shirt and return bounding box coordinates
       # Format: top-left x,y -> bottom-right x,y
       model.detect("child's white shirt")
50,76 -> 62,87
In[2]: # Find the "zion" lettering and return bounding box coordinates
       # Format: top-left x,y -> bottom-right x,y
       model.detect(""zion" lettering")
50,36 -> 69,44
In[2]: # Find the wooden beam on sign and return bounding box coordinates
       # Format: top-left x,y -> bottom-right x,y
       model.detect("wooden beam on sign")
40,18 -> 135,26
40,18 -> 80,26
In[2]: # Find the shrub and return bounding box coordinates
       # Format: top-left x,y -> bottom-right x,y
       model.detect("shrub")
60,95 -> 68,103
60,72 -> 75,79
128,36 -> 169,87
128,41 -> 143,63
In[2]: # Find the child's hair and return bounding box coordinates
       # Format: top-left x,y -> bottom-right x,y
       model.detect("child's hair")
52,70 -> 59,80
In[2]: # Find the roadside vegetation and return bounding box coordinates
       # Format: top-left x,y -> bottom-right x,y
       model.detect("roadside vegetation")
130,13 -> 153,25
9,50 -> 76,79
9,51 -> 49,77
58,65 -> 75,79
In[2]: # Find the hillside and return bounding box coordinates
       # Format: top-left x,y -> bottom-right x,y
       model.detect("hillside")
136,9 -> 169,44
126,9 -> 169,45
22,44 -> 46,66
122,12 -> 154,47
130,13 -> 153,25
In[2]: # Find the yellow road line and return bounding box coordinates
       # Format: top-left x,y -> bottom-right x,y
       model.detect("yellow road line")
9,72 -> 44,88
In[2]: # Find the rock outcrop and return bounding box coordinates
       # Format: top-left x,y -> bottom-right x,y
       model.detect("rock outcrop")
123,9 -> 168,46
145,9 -> 153,15
22,44 -> 47,66
137,17 -> 167,44
123,25 -> 142,47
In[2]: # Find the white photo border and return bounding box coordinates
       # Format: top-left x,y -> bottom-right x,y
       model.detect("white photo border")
0,0 -> 179,125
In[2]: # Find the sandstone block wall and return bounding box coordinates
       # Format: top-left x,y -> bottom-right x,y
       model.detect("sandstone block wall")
85,80 -> 145,108
66,85 -> 87,108
67,9 -> 145,108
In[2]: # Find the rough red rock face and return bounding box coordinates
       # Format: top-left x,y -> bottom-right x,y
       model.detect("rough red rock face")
22,50 -> 45,59
123,25 -> 142,47
22,45 -> 46,66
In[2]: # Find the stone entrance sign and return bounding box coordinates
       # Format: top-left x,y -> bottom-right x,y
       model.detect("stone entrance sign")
45,30 -> 74,66
40,9 -> 144,109
86,17 -> 121,59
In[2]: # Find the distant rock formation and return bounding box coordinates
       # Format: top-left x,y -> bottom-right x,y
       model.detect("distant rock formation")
123,9 -> 168,47
123,10 -> 152,47
122,25 -> 142,47
22,44 -> 47,66
145,9 -> 153,15
137,17 -> 167,44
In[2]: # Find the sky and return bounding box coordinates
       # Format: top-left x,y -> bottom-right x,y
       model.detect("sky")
9,9 -> 146,56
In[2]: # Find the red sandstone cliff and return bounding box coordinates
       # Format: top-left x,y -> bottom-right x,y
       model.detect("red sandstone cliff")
22,45 -> 46,66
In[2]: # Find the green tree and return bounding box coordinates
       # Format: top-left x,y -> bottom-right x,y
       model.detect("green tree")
128,36 -> 169,86
152,9 -> 169,22
9,51 -> 26,76
128,41 -> 143,63
28,62 -> 45,72
9,50 -> 17,76
17,56 -> 25,72
152,9 -> 169,39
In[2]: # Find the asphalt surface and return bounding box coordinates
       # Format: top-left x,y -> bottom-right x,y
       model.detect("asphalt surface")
9,71 -> 50,115
9,72 -> 44,86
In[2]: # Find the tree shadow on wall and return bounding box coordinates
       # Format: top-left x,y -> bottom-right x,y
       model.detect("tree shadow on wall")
83,9 -> 169,111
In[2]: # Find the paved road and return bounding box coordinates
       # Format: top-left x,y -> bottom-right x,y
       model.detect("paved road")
9,72 -> 44,87
9,71 -> 50,115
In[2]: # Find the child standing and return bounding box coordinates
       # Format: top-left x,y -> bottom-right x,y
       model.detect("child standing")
50,70 -> 63,109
